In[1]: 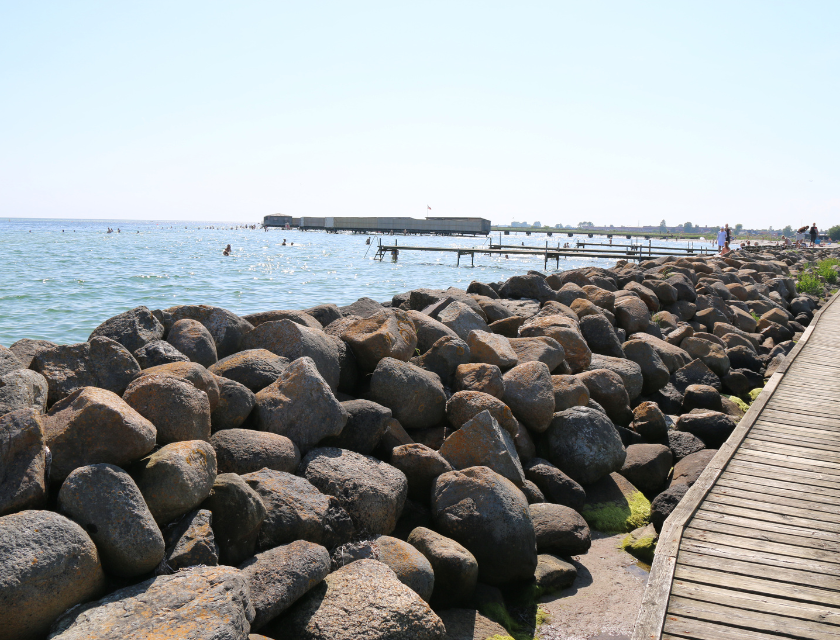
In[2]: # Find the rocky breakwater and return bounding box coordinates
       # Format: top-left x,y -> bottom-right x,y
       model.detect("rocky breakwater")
0,248 -> 827,640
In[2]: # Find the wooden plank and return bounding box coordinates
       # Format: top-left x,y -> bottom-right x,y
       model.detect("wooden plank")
715,476 -> 840,506
719,471 -> 840,499
703,493 -> 840,527
750,426 -> 840,448
696,502 -> 840,538
760,409 -> 840,428
756,415 -> 840,433
680,538 -> 840,578
734,450 -> 840,476
671,580 -> 840,626
689,514 -> 840,552
766,401 -> 840,418
682,528 -> 840,565
709,483 -> 840,515
724,458 -> 840,490
667,596 -> 839,640
741,438 -> 840,463
663,613 -> 827,640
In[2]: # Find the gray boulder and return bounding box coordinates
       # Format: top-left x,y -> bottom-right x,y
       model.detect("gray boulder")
551,374 -> 590,411
576,368 -> 632,426
210,429 -> 299,475
208,349 -> 289,392
339,310 -> 418,373
322,400 -> 392,455
667,430 -> 706,461
535,554 -> 577,590
132,340 -> 189,369
201,473 -> 267,565
671,449 -> 718,488
544,407 -> 626,485
529,503 -> 591,555
8,338 -> 56,369
618,444 -> 673,494
164,304 -> 255,358
58,463 -> 164,577
0,345 -> 23,377
49,565 -> 254,640
211,375 -> 256,432
390,444 -> 454,502
587,354 -> 644,400
166,318 -> 218,368
254,357 -> 348,454
162,509 -> 219,571
651,484 -> 689,532
453,363 -> 505,398
0,369 -> 48,415
579,314 -> 624,358
404,310 -> 459,353
432,466 -> 537,585
466,330 -> 518,369
682,337 -> 731,377
507,336 -> 565,371
370,358 -> 447,430
411,336 -> 471,385
631,401 -> 668,441
88,306 -> 164,353
626,333 -> 691,373
134,361 -> 220,410
522,458 -> 586,511
676,411 -> 736,448
408,527 -> 478,603
622,339 -> 670,394
445,390 -> 518,436
614,297 -> 650,334
502,361 -> 555,433
673,358 -> 721,393
0,409 -> 47,515
437,301 -> 490,340
682,384 -> 722,412
123,373 -> 211,444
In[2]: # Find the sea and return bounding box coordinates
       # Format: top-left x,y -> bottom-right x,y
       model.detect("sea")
0,218 -> 713,346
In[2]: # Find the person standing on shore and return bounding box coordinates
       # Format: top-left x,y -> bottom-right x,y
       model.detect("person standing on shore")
809,223 -> 818,247
717,227 -> 726,254
724,223 -> 731,249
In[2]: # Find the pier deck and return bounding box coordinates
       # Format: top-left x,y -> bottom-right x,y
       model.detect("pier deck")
633,292 -> 840,640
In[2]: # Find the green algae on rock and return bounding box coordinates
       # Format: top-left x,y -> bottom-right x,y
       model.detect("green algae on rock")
580,472 -> 651,532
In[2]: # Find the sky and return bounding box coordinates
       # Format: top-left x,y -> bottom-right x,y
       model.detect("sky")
1,2 -> 838,229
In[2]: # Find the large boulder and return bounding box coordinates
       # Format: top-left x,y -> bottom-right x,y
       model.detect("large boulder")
0,369 -> 48,415
242,309 -> 322,330
339,311 -> 418,373
301,447 -> 408,535
500,274 -> 557,302
587,354 -> 644,400
162,509 -> 219,571
201,473 -> 267,565
0,409 -> 47,515
320,399 -> 391,455
268,559 -> 444,640
0,345 -> 23,377
123,373 -> 212,444
431,466 -> 537,585
166,319 -> 218,368
88,306 -> 164,353
445,390 -> 518,436
439,410 -> 525,486
254,357 -> 348,454
411,336 -> 471,385
618,444 -> 673,494
211,375 -> 256,432
437,301 -> 490,340
210,429 -> 299,475
408,527 -> 478,604
580,472 -> 651,533
576,368 -> 632,426
164,304 -> 254,358
43,387 -> 156,483
543,407 -> 626,485
466,331 -> 518,369
135,361 -> 220,410
453,363 -> 505,398
676,411 -> 736,448
551,374 -> 590,411
681,337 -> 731,377
625,333 -> 691,373
523,458 -> 586,511
135,441 -> 217,526
0,510 -> 106,640
49,565 -> 255,640
390,444 -> 454,502
631,401 -> 668,441
507,336 -> 565,371
241,320 -> 340,391
209,349 -> 289,392
502,361 -> 555,433
672,358 -> 721,393
370,358 -> 447,430
614,297 -> 650,334
651,484 -> 689,532
242,469 -> 353,550
519,318 -> 591,372
340,535 -> 436,602
578,314 -> 624,358
57,463 -> 164,577
404,310 -> 459,353
622,340 -> 670,394
671,449 -> 718,488
8,338 -> 56,369
682,384 -> 722,412
668,430 -> 706,461
132,340 -> 190,369
240,540 -> 331,630
529,503 -> 591,555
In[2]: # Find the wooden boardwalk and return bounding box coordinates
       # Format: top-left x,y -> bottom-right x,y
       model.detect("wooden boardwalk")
633,293 -> 840,640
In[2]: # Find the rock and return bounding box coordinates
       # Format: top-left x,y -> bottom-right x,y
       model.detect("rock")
254,357 -> 348,454
439,410 -> 525,486
374,417 -> 414,460
435,301 -> 490,340
209,349 -> 289,392
210,429 -> 299,475
135,441 -> 217,525
404,310 -> 459,353
507,336 -> 565,371
339,296 -> 388,318
614,297 -> 651,334
671,449 -> 718,487
391,444 -> 454,502
519,318 -> 591,372
412,336 -> 471,385
8,338 -> 56,368
544,407 -> 626,485
535,554 -> 577,590
162,509 -> 219,571
579,314 -> 624,358
682,384 -> 722,412
88,305 -> 164,353
242,469 -> 353,550
268,559 -> 444,640
721,396 -> 746,421
666,273 -> 697,302
242,320 -> 340,391
49,565 -> 254,640
502,361 -> 555,433
529,503 -> 591,555
577,368 -> 633,426
0,510 -> 105,640
546,270 -> 593,290
0,345 -> 23,377
123,373 -> 211,444
166,318 -> 218,368
621,522 -> 658,563
0,369 -> 48,417
551,374 -> 590,411
618,444 -> 673,494
408,527 -> 478,603
625,282 -> 659,313
580,472 -> 651,533
499,274 -> 556,302
667,430 -> 706,461
304,304 -> 343,328
681,337 -> 730,377
627,333 -> 691,373
523,458 -> 586,510
43,387 -> 156,483
370,358 -> 447,430
435,609 -> 509,640
622,340 -> 670,394
241,540 -> 331,630
672,358 -> 721,393
676,411 -> 736,448
58,463 -> 164,577
211,376 -> 256,432
650,484 -> 689,532
132,340 -> 190,368
639,383 -> 684,415
302,447 -> 408,535
135,361 -> 220,410
571,297 -> 605,320
466,330 -> 518,369
321,399 -> 392,455
201,473 -> 267,564
631,402 -> 668,441
164,304 -> 254,358
587,354 -> 644,400
243,309 -> 323,330
453,363 -> 505,398
521,479 -> 545,503
445,390 -> 518,436
488,316 -> 526,337
0,409 -> 47,515
339,311 -> 418,373
354,535 -> 438,602
726,345 -> 763,372
432,466 -> 537,585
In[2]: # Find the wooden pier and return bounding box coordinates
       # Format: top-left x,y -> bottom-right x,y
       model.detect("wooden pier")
633,292 -> 840,640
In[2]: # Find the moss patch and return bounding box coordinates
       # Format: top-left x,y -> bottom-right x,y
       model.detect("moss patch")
480,586 -> 552,640
728,395 -> 749,412
621,531 -> 657,564
748,387 -> 763,401
582,490 -> 651,532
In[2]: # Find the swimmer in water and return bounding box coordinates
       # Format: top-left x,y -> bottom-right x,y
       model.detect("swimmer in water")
223,244 -> 231,256
282,239 -> 287,246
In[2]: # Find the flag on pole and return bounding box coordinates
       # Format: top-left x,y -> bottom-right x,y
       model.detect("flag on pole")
427,205 -> 431,210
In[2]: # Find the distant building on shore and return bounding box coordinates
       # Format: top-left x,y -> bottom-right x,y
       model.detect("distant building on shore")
263,215 -> 491,236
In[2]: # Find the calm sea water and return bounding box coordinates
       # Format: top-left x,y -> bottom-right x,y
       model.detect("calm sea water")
0,218 -> 712,345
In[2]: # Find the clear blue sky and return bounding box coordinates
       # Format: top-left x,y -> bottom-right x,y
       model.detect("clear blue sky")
1,2 -> 837,229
